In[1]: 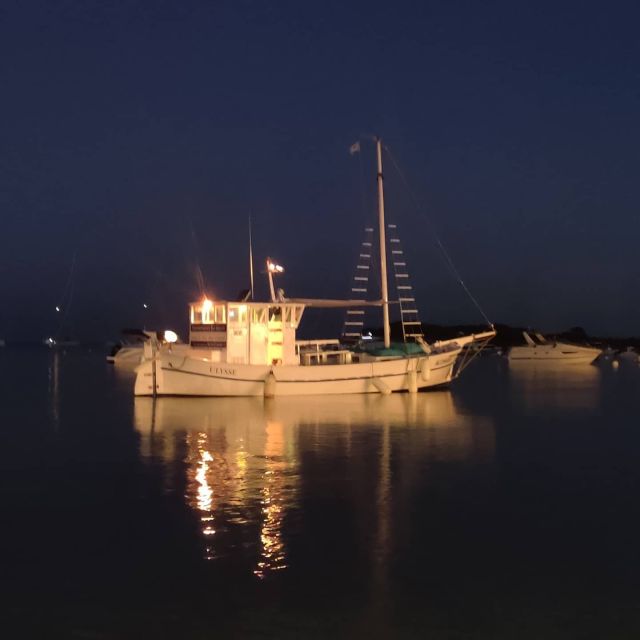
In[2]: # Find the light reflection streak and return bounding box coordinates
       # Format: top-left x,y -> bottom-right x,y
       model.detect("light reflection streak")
253,419 -> 293,579
196,446 -> 213,513
185,432 -> 222,559
195,443 -> 216,545
48,351 -> 60,430
369,421 -> 392,620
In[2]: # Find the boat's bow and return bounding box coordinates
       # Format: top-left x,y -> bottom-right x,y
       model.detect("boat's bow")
424,328 -> 496,377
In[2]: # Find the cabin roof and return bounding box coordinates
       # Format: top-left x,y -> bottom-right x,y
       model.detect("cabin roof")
189,298 -> 382,308
189,300 -> 304,307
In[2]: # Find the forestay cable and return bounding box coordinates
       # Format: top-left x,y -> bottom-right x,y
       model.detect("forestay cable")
384,146 -> 493,327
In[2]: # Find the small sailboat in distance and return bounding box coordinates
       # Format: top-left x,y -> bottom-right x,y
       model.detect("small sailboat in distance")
133,138 -> 495,397
44,254 -> 80,348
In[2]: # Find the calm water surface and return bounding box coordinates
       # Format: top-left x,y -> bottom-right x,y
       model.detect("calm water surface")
1,347 -> 639,638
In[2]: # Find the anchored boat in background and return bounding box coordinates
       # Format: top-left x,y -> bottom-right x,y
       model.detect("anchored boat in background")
107,330 -> 150,366
43,336 -> 80,348
615,347 -> 640,366
134,138 -> 495,397
508,331 -> 602,365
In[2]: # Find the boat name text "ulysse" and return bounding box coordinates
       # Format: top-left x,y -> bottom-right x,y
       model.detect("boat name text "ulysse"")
211,366 -> 236,376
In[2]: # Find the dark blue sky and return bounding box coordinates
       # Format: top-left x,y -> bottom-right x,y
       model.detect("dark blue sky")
2,0 -> 639,340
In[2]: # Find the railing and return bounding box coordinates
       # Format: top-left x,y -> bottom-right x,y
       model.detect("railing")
300,350 -> 354,366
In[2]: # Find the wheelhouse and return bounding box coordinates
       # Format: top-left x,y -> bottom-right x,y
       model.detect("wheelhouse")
189,299 -> 305,365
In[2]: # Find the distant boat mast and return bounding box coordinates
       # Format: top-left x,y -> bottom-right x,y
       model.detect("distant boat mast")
376,137 -> 391,348
249,217 -> 255,300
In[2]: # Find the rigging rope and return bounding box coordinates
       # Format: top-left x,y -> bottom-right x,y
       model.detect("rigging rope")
384,146 -> 493,328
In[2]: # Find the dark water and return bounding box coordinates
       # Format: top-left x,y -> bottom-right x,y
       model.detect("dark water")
1,348 -> 640,639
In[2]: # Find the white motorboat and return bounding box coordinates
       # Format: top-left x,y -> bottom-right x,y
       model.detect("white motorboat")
615,347 -> 640,365
508,331 -> 601,365
134,138 -> 495,397
107,330 -> 155,366
108,330 -> 184,366
107,343 -> 144,366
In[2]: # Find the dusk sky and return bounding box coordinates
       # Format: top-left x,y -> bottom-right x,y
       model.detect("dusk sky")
2,0 -> 639,340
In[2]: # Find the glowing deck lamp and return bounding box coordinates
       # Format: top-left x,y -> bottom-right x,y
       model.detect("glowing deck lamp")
200,297 -> 214,323
55,306 -> 61,312
266,258 -> 285,302
164,330 -> 178,343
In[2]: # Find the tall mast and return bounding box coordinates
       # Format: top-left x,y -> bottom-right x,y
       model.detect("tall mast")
376,137 -> 391,348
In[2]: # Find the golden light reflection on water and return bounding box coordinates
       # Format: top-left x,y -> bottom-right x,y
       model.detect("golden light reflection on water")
254,419 -> 292,578
182,425 -> 254,561
191,437 -> 215,556
134,392 -> 495,578
509,362 -> 602,411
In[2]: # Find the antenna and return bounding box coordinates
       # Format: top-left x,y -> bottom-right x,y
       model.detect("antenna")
249,216 -> 255,300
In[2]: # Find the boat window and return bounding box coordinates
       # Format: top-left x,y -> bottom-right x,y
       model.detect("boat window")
228,305 -> 248,324
289,305 -> 303,326
213,305 -> 225,323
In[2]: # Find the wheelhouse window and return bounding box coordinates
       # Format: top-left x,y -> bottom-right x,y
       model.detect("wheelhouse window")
228,304 -> 248,324
189,300 -> 226,325
252,307 -> 268,324
213,304 -> 226,324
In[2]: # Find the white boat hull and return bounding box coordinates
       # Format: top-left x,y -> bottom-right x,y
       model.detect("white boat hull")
615,348 -> 640,365
107,346 -> 144,366
134,349 -> 461,397
508,343 -> 601,365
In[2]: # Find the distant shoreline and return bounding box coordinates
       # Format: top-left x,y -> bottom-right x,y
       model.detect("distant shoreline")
3,323 -> 638,350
